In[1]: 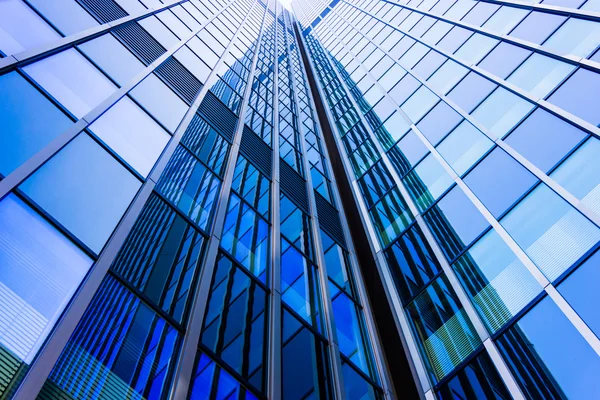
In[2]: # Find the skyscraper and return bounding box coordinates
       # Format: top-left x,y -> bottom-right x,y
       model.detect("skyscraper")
0,0 -> 599,399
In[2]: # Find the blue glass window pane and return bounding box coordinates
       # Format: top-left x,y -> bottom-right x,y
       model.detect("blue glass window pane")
188,353 -> 259,400
497,296 -> 600,399
280,195 -> 314,259
397,130 -> 429,167
130,73 -> 188,133
454,34 -> 498,65
330,288 -> 376,378
357,161 -> 394,208
110,194 -> 204,323
221,194 -> 269,281
385,224 -> 441,305
453,229 -> 543,333
388,74 -> 420,105
19,134 -> 141,253
427,60 -> 468,95
23,48 -> 118,119
447,72 -> 497,113
501,184 -> 600,281
437,121 -> 493,176
0,0 -> 60,56
471,88 -> 535,139
461,2 -> 499,26
559,250 -> 600,338
282,310 -> 332,400
543,18 -> 600,58
481,6 -> 528,35
504,108 -> 586,173
404,154 -> 454,211
77,33 -> 146,87
437,351 -> 511,400
0,194 -> 92,396
369,188 -> 414,247
477,42 -> 531,80
0,72 -> 72,177
201,254 -> 267,391
27,0 -> 98,36
416,101 -> 463,146
548,68 -> 600,126
342,362 -> 381,400
437,26 -> 472,53
232,155 -> 270,218
157,146 -> 221,231
44,277 -> 179,399
507,53 -> 575,99
407,275 -> 481,382
425,186 -> 490,262
401,86 -> 439,123
464,147 -> 538,218
509,11 -> 566,44
551,138 -> 600,215
281,240 -> 323,330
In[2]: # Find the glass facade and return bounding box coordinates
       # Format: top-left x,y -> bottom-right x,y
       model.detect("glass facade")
1,0 -> 599,398
295,0 -> 600,397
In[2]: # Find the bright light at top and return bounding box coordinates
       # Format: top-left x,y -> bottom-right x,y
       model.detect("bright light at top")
279,0 -> 293,10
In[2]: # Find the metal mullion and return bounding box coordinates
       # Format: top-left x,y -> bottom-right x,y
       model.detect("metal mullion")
9,1 -> 246,399
0,0 -> 197,74
268,3 -> 283,398
284,12 -> 347,399
334,2 -> 600,360
310,21 -> 520,397
169,2 -> 271,397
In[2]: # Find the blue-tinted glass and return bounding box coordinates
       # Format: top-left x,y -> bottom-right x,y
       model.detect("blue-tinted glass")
543,0 -> 585,7
27,0 -> 98,35
111,194 -> 204,323
501,184 -> 600,281
20,134 -> 141,253
281,240 -> 322,330
0,194 -> 92,397
401,86 -> 439,123
481,6 -> 528,35
464,148 -> 538,218
388,74 -> 420,105
461,2 -> 499,26
342,362 -> 381,400
551,138 -> 600,215
404,154 -> 454,211
453,229 -> 543,333
437,26 -> 472,53
201,254 -> 267,391
44,277 -> 179,399
437,351 -> 511,400
504,108 -> 587,173
427,60 -> 468,94
221,194 -> 269,281
509,11 -> 566,44
447,72 -> 497,113
188,353 -> 259,400
0,72 -> 72,177
280,195 -> 313,259
548,68 -> 600,126
477,42 -> 531,79
385,224 -> 441,304
497,296 -> 600,399
0,0 -> 60,56
232,155 -> 270,218
543,18 -> 600,58
454,34 -> 498,65
369,188 -> 414,247
412,50 -> 446,79
157,146 -> 221,231
23,48 -> 117,119
357,161 -> 394,207
130,74 -> 188,133
437,121 -> 493,176
89,96 -> 171,177
407,275 -> 481,382
471,88 -> 534,139
282,310 -> 332,400
416,101 -> 463,146
330,288 -> 375,377
507,53 -> 575,99
78,33 -> 146,86
559,250 -> 600,337
397,130 -> 429,167
425,186 -> 490,262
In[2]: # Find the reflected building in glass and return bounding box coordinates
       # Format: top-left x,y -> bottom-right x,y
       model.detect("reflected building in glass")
1,0 -> 600,399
